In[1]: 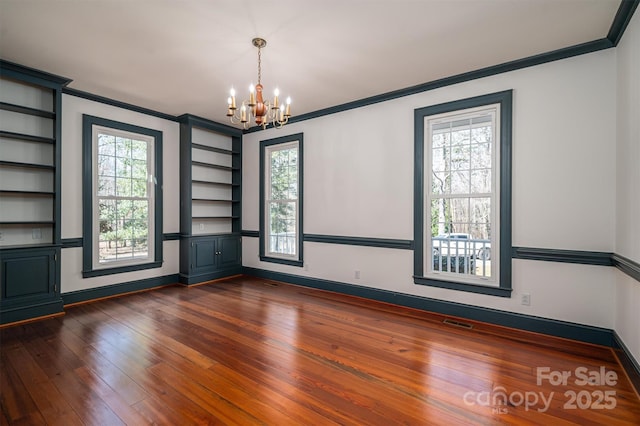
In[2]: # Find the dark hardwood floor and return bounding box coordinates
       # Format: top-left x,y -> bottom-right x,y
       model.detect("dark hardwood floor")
2,276 -> 639,425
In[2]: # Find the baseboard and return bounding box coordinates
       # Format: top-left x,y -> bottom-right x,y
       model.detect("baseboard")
242,267 -> 614,347
62,274 -> 179,305
0,299 -> 65,325
613,331 -> 640,397
179,267 -> 243,285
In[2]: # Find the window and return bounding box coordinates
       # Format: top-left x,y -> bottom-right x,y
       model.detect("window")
82,115 -> 163,277
414,91 -> 512,297
259,133 -> 303,266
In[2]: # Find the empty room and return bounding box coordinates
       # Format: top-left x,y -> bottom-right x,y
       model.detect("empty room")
1,0 -> 639,424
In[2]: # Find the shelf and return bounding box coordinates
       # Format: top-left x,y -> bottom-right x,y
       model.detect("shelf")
0,190 -> 55,196
184,232 -> 240,238
192,143 -> 238,155
191,161 -> 238,172
192,216 -> 239,220
191,180 -> 239,187
0,160 -> 55,170
0,221 -> 55,225
0,243 -> 61,251
0,130 -> 55,144
0,102 -> 55,118
192,198 -> 239,203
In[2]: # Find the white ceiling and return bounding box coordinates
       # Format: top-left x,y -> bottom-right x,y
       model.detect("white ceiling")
0,0 -> 621,126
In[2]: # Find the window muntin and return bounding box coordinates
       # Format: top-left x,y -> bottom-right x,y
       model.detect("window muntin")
94,126 -> 154,266
426,106 -> 499,286
265,142 -> 299,259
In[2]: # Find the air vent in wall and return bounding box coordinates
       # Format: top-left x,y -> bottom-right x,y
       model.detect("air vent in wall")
443,318 -> 474,329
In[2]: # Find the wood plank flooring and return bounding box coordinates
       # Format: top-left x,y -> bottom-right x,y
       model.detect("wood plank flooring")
1,276 -> 639,425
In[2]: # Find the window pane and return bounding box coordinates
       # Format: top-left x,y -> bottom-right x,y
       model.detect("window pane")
132,159 -> 147,179
450,127 -> 470,146
431,172 -> 450,195
471,143 -> 491,169
98,154 -> 115,177
450,144 -> 470,170
98,134 -> 115,155
269,201 -> 296,255
131,139 -> 147,160
98,175 -> 115,196
431,147 -> 448,172
450,170 -> 469,194
116,137 -> 130,157
132,179 -> 147,197
470,169 -> 491,193
449,198 -> 470,223
116,156 -> 131,178
116,177 -> 132,197
432,132 -> 446,148
471,125 -> 492,144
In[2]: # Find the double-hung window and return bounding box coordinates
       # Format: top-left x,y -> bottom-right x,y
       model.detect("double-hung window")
82,115 -> 163,277
414,91 -> 512,296
259,133 -> 303,266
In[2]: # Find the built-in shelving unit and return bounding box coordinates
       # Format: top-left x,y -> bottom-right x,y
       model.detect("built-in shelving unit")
0,60 -> 71,324
178,114 -> 242,284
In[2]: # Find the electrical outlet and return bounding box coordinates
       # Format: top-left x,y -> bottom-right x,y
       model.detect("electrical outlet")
199,223 -> 205,231
0,232 -> 3,241
521,293 -> 531,306
355,270 -> 361,279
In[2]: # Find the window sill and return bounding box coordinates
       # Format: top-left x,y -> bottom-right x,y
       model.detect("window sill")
259,256 -> 303,267
83,261 -> 162,278
413,275 -> 512,297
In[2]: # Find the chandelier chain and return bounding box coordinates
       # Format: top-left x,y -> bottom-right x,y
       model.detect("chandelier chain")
257,46 -> 262,85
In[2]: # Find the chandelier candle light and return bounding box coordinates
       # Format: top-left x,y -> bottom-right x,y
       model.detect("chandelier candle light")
226,38 -> 291,129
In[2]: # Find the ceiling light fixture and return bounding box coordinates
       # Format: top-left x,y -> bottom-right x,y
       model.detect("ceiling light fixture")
226,38 -> 291,130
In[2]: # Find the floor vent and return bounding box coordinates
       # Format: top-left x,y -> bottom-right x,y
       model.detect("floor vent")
263,282 -> 279,287
443,319 -> 474,329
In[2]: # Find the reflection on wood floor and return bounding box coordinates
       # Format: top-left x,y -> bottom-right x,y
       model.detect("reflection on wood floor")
2,276 -> 639,425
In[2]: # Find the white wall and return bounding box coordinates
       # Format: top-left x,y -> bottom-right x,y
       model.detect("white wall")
243,48 -> 618,329
60,95 -> 180,293
615,10 -> 640,362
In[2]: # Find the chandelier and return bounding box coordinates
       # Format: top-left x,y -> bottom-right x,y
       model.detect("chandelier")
226,38 -> 291,129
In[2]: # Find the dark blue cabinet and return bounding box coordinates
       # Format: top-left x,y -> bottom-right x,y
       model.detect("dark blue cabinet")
0,247 -> 63,323
180,235 -> 241,284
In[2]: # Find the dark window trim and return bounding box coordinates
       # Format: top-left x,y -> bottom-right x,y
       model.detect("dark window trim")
82,115 -> 163,278
413,90 -> 513,297
259,133 -> 304,267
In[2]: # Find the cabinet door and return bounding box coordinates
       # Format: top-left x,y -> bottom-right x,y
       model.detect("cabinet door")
1,248 -> 56,308
191,239 -> 217,274
217,235 -> 241,269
